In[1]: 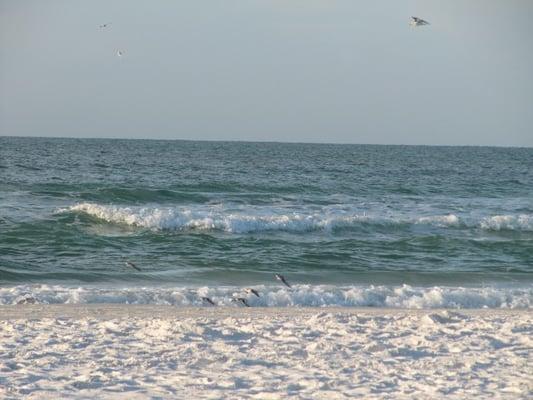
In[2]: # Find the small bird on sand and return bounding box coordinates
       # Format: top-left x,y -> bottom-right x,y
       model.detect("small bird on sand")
233,297 -> 250,307
275,274 -> 291,288
245,288 -> 260,297
410,16 -> 430,26
125,260 -> 141,271
201,297 -> 216,306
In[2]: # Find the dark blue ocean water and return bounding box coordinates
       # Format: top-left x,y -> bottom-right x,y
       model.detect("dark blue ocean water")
1,137 -> 532,307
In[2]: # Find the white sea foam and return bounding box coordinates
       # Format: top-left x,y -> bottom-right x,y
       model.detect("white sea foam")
3,284 -> 531,309
480,214 -> 533,231
65,203 -> 533,233
66,203 -> 379,233
416,214 -> 460,227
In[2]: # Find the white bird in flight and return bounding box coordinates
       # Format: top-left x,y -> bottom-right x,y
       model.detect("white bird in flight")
201,297 -> 216,306
245,288 -> 260,297
116,50 -> 125,57
99,22 -> 112,29
410,16 -> 430,27
125,260 -> 140,271
232,297 -> 251,307
275,274 -> 292,288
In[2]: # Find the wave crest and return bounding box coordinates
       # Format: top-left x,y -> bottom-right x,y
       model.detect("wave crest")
64,203 -> 533,234
3,284 -> 531,309
67,203 -> 375,233
480,215 -> 533,231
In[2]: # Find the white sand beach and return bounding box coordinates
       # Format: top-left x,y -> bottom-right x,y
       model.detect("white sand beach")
0,305 -> 531,399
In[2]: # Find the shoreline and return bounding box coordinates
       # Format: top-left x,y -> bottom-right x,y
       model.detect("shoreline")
1,304 -> 532,320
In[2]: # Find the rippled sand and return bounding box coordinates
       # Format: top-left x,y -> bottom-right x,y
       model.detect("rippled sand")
1,306 -> 532,399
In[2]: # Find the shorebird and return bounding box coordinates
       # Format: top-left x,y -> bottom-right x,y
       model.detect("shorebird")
245,288 -> 260,297
17,296 -> 36,305
116,50 -> 125,57
275,274 -> 291,288
201,297 -> 216,306
125,260 -> 141,271
410,16 -> 430,27
233,297 -> 250,307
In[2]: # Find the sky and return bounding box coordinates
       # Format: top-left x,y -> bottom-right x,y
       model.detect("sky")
1,1 -> 532,146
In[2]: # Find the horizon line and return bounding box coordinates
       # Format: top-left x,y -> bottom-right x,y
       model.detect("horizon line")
1,135 -> 531,149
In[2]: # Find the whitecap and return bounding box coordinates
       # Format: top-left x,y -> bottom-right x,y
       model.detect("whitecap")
2,284 -> 531,309
63,203 -> 533,234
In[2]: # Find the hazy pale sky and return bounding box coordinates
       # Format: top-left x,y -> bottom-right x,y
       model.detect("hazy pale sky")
1,1 -> 532,146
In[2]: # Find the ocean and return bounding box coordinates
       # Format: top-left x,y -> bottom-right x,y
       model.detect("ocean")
1,137 -> 532,308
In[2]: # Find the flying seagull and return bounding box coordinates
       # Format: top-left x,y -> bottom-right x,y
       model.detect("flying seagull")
99,22 -> 112,28
201,297 -> 216,306
233,297 -> 250,307
116,50 -> 125,57
410,16 -> 430,26
125,260 -> 141,271
275,274 -> 291,288
245,288 -> 260,297
17,296 -> 36,305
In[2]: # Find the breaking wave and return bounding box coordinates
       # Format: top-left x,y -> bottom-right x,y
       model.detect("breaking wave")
2,284 -> 531,309
480,214 -> 533,231
63,203 -> 533,233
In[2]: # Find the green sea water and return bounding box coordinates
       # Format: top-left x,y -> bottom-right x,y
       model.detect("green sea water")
1,137 -> 532,307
